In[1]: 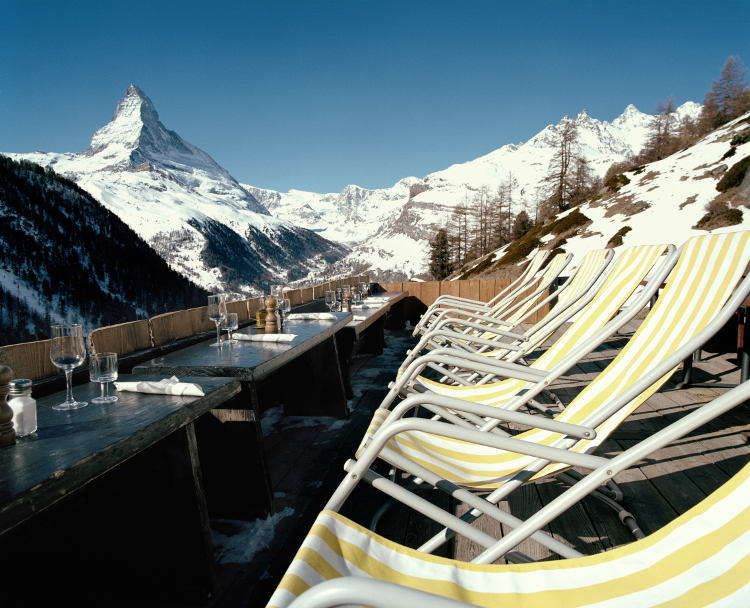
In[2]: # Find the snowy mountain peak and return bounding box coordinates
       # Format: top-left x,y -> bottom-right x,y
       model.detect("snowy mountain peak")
86,84 -> 226,180
88,84 -> 159,157
6,84 -> 353,292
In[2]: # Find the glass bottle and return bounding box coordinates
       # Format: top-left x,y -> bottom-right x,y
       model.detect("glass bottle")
7,378 -> 37,437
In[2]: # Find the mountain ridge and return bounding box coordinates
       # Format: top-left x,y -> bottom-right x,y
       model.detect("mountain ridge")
7,85 -> 347,293
245,102 -> 703,280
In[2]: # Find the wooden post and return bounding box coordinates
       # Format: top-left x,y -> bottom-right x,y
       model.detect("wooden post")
264,295 -> 279,333
0,365 -> 15,447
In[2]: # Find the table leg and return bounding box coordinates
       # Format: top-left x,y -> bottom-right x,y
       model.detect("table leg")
281,335 -> 349,418
196,383 -> 274,519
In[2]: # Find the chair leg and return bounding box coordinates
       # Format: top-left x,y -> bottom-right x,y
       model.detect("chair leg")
556,472 -> 644,539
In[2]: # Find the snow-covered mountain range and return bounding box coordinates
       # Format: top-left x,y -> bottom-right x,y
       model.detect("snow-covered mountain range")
246,102 -> 702,280
456,110 -> 750,280
8,85 -> 348,293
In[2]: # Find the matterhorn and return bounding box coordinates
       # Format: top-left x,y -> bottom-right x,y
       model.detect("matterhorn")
10,85 -> 348,292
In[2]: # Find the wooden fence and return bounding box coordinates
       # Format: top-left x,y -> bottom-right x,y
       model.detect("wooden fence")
0,275 -> 371,383
380,278 -> 550,324
0,273 -> 552,384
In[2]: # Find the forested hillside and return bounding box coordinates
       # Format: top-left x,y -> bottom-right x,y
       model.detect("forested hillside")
0,155 -> 208,345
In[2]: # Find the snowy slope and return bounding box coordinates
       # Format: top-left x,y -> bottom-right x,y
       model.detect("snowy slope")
247,103 -> 702,280
546,112 -> 750,264
8,85 -> 347,293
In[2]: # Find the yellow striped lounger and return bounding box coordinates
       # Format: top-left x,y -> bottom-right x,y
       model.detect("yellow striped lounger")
270,379 -> 750,608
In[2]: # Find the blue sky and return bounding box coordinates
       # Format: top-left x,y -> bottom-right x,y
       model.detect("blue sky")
2,0 -> 749,193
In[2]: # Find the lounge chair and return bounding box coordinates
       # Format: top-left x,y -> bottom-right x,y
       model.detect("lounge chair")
324,230 -> 750,558
389,243 -> 674,417
413,252 -> 571,338
415,249 -> 550,333
268,379 -> 750,608
399,247 -> 620,379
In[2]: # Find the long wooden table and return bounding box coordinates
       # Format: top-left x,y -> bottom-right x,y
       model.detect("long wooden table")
134,311 -> 353,416
132,312 -> 353,519
0,375 -> 242,603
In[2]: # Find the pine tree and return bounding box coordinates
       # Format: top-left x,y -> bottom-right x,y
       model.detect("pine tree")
702,56 -> 750,130
428,228 -> 454,280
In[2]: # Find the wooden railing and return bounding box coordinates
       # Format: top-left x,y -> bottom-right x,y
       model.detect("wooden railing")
380,278 -> 550,324
0,275 -> 371,386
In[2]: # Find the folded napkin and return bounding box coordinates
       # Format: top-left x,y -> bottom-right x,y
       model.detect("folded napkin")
352,303 -> 381,309
353,315 -> 367,322
114,376 -> 205,396
234,332 -> 296,342
286,313 -> 337,321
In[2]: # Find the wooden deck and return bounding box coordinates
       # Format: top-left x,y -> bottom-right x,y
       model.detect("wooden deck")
208,320 -> 750,607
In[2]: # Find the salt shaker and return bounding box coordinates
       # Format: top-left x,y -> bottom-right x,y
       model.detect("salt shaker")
8,378 -> 37,437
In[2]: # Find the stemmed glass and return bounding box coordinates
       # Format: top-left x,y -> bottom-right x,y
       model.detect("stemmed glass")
208,294 -> 227,347
50,323 -> 88,410
222,312 -> 238,344
90,352 -> 118,404
325,290 -> 337,313
279,297 -> 291,325
271,285 -> 284,303
352,290 -> 362,306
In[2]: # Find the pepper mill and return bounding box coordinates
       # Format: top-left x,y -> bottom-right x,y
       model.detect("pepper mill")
264,295 -> 279,333
344,289 -> 352,312
0,365 -> 16,447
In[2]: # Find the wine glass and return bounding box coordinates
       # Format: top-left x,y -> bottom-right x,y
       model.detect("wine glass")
325,290 -> 337,312
222,312 -> 238,344
90,352 -> 118,404
352,290 -> 362,306
208,294 -> 227,347
50,323 -> 88,410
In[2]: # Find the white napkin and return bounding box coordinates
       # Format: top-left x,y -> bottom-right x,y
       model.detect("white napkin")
352,303 -> 380,309
286,313 -> 337,321
234,333 -> 296,342
114,376 -> 205,396
353,315 -> 367,321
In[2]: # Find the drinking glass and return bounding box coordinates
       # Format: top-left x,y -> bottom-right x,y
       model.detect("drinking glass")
360,282 -> 369,297
325,290 -> 337,312
222,312 -> 238,344
352,291 -> 362,306
342,284 -> 350,295
90,352 -> 118,404
50,323 -> 88,410
282,298 -> 291,316
208,294 -> 227,347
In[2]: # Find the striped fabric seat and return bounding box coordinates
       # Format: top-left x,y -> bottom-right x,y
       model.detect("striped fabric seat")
415,252 -> 568,338
405,252 -> 577,373
399,247 -> 621,378
392,244 -> 671,411
494,252 -> 573,326
269,460 -> 750,608
415,250 -> 550,335
366,231 -> 750,490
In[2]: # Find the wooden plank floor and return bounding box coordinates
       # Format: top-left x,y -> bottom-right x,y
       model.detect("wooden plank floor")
208,320 -> 750,607
453,319 -> 750,563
